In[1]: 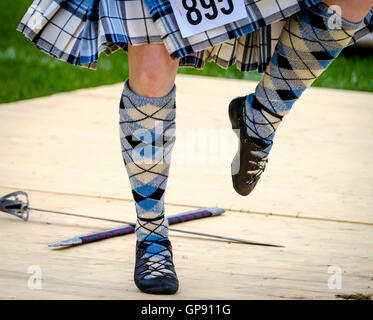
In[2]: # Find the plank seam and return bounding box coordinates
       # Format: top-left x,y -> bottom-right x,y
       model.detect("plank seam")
1,185 -> 372,226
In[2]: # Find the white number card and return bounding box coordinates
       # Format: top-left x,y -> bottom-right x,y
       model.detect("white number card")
170,0 -> 247,38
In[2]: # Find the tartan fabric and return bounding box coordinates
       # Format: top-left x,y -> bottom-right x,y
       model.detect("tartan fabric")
147,0 -> 373,72
17,0 -> 162,69
17,0 -> 373,72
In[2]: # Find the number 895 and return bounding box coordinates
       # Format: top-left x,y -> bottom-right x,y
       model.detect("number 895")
182,0 -> 234,25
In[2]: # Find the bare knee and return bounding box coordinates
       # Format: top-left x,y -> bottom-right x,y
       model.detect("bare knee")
134,59 -> 176,96
128,44 -> 179,98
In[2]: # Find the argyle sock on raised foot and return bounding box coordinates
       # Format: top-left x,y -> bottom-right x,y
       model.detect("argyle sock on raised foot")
119,80 -> 178,293
244,2 -> 362,147
229,3 -> 363,196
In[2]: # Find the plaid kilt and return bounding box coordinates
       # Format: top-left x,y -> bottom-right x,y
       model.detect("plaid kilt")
18,0 -> 373,72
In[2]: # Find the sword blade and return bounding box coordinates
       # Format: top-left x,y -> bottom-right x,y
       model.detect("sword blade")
168,228 -> 284,247
48,236 -> 83,247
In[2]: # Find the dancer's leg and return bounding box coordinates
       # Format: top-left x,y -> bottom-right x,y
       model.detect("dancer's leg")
230,0 -> 372,196
120,44 -> 179,294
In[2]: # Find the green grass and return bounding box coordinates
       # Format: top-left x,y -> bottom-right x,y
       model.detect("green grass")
0,0 -> 372,104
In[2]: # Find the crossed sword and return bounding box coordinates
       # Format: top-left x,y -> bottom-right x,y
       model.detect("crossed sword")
0,191 -> 283,248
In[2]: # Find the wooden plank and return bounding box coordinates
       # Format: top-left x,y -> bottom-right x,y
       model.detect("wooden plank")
0,75 -> 372,299
0,75 -> 373,223
0,187 -> 371,299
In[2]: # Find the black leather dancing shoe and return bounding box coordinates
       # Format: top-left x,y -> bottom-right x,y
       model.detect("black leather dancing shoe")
228,96 -> 271,196
134,239 -> 179,294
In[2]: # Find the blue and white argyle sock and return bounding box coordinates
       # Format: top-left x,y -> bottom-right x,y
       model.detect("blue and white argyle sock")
244,3 -> 362,151
119,81 -> 176,247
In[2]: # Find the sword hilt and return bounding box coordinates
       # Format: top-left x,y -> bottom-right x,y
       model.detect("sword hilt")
0,191 -> 30,221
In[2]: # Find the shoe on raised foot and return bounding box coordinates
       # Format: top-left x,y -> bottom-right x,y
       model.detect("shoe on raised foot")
134,239 -> 179,294
228,96 -> 271,196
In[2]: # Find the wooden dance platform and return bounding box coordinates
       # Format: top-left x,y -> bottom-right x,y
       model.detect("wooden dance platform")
0,74 -> 372,299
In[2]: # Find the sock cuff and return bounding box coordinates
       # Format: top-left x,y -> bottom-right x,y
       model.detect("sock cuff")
137,214 -> 166,222
311,2 -> 363,30
122,80 -> 176,107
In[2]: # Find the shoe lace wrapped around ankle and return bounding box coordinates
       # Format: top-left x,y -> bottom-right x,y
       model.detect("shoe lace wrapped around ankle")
241,108 -> 273,185
247,143 -> 272,183
136,239 -> 176,279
